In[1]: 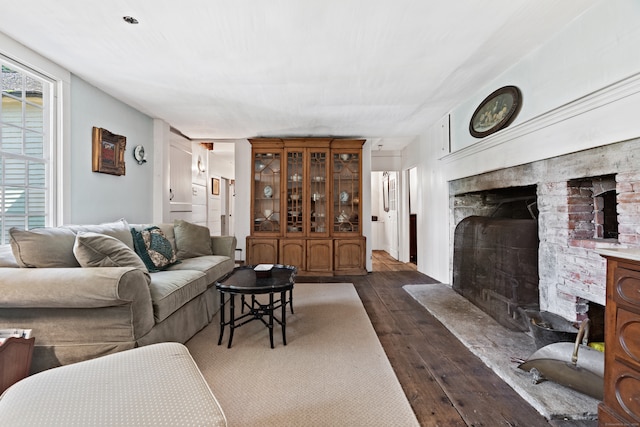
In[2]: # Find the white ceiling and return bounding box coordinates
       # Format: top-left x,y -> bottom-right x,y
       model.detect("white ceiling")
0,1 -> 597,150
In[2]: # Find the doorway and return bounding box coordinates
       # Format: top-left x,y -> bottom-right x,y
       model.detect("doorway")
371,171 -> 406,271
385,171 -> 399,259
408,167 -> 417,264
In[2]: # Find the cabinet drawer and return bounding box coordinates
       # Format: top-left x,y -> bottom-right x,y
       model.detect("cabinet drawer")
614,267 -> 640,306
606,361 -> 640,424
598,403 -> 632,427
615,308 -> 640,365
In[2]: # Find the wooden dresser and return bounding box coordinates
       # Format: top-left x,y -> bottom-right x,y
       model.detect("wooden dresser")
596,248 -> 640,426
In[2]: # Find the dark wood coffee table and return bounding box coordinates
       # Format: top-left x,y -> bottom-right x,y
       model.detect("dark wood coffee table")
215,264 -> 296,348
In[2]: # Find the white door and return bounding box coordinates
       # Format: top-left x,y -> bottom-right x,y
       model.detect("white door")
169,135 -> 192,222
220,178 -> 230,235
385,172 -> 399,259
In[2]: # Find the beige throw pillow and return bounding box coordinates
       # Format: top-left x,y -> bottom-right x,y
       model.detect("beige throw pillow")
64,218 -> 134,249
73,232 -> 149,276
173,220 -> 213,259
10,227 -> 80,268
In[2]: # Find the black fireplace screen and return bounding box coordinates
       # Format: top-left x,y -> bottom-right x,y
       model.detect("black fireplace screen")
452,215 -> 539,331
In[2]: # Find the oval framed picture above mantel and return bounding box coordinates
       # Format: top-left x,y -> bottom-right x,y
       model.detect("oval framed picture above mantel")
469,85 -> 522,138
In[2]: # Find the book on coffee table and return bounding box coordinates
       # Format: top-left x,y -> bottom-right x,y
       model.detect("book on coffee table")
253,264 -> 274,272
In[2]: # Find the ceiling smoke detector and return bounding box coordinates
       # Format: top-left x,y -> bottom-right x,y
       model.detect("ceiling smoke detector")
123,16 -> 139,24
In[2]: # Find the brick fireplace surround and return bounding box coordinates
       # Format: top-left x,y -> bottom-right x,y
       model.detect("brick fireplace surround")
449,137 -> 640,323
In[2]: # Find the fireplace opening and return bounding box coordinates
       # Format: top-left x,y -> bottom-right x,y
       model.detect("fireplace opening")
601,190 -> 618,239
452,185 -> 539,331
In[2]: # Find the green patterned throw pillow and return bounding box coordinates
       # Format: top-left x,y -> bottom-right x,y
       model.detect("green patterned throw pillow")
131,226 -> 179,272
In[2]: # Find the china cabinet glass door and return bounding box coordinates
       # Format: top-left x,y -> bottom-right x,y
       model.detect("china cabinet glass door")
285,150 -> 304,235
333,151 -> 360,234
309,150 -> 329,235
253,151 -> 281,234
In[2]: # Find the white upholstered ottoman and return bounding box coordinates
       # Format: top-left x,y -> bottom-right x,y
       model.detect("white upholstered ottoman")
0,342 -> 226,426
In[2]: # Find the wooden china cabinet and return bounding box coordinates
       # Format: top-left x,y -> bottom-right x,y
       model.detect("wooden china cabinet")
247,138 -> 366,275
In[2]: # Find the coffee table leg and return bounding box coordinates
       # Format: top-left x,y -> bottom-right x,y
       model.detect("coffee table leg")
228,294 -> 236,348
281,290 -> 287,345
268,292 -> 274,348
217,292 -> 226,345
289,288 -> 294,314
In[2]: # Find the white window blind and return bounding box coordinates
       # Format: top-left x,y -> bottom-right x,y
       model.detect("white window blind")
0,61 -> 53,244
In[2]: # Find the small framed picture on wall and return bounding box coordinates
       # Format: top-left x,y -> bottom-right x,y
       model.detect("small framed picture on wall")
92,127 -> 126,176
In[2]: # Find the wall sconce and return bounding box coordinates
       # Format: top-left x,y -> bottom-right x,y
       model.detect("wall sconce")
197,155 -> 206,173
133,145 -> 147,165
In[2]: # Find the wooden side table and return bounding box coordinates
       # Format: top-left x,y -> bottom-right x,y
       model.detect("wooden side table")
0,337 -> 35,394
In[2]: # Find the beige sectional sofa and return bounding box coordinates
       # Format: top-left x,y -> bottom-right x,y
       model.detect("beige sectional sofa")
0,219 -> 236,373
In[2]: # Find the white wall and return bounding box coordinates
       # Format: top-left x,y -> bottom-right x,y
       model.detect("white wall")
371,150 -> 402,171
451,0 -> 640,153
410,0 -> 640,283
361,141 -> 372,271
234,140 -> 252,260
69,75 -> 154,224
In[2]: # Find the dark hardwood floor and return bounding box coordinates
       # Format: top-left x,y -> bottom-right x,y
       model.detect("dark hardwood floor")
298,251 -> 597,427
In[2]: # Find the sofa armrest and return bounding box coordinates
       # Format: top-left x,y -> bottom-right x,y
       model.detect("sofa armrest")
0,267 -> 152,309
0,267 -> 156,371
211,236 -> 237,259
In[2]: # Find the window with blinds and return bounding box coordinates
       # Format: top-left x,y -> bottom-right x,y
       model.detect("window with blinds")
1,62 -> 52,244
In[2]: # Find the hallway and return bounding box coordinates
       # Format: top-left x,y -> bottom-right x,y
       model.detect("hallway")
372,249 -> 417,272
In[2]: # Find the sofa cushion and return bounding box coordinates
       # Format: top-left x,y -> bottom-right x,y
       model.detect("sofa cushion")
148,270 -> 208,322
64,218 -> 134,249
131,226 -> 179,272
174,220 -> 213,259
73,232 -> 150,282
0,244 -> 18,268
168,255 -> 234,285
9,227 -> 80,268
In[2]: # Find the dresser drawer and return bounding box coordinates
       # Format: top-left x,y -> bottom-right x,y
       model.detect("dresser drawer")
614,267 -> 640,306
614,308 -> 640,365
599,403 -> 632,426
606,361 -> 640,424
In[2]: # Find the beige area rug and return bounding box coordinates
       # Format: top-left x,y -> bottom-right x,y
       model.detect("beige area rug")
404,283 -> 600,421
186,283 -> 419,427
